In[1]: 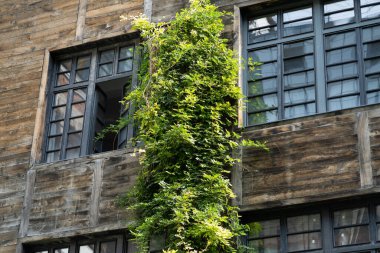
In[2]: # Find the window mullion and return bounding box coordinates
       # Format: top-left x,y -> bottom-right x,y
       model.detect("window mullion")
278,9 -> 284,120
280,215 -> 288,253
322,207 -> 333,253
369,202 -> 377,244
82,49 -> 97,156
61,89 -> 74,160
357,27 -> 367,105
314,0 -> 327,113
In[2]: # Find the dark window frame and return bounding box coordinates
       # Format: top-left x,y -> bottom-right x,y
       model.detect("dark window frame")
43,39 -> 140,163
242,0 -> 380,126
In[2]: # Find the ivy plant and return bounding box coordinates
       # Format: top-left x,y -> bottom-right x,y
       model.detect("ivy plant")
117,0 -> 265,252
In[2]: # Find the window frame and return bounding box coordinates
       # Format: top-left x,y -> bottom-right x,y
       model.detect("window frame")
242,0 -> 380,127
43,39 -> 140,163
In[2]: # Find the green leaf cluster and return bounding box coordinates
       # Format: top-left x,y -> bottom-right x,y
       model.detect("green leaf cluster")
120,0 -> 262,252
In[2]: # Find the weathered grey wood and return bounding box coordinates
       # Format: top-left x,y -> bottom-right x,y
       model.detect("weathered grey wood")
356,111 -> 374,188
89,159 -> 104,226
75,0 -> 88,41
18,169 -> 36,237
231,146 -> 243,206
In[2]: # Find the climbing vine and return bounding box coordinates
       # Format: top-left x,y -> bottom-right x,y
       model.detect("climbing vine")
117,0 -> 265,252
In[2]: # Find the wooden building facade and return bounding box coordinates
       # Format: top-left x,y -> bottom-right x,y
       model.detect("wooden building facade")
1,0 -> 380,252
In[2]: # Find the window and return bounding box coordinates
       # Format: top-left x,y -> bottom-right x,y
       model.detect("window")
243,198 -> 380,253
44,40 -> 137,163
244,0 -> 380,126
24,234 -> 138,253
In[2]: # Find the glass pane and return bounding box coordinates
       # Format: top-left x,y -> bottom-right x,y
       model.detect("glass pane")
248,110 -> 278,125
367,91 -> 380,104
288,232 -> 322,252
334,226 -> 370,246
361,0 -> 380,4
67,133 -> 82,147
249,14 -> 277,29
248,237 -> 280,253
250,47 -> 278,63
325,0 -> 354,13
326,31 -> 356,49
59,59 -> 72,72
75,69 -> 90,83
69,117 -> 83,132
54,248 -> 69,253
284,55 -> 314,74
328,79 -> 359,97
364,41 -> 380,59
327,46 -> 356,65
284,7 -> 312,22
66,147 -> 80,159
35,251 -> 48,253
46,151 -> 60,163
285,70 -> 315,89
365,58 -> 380,74
100,241 -> 116,253
248,27 -> 277,44
362,5 -> 380,19
367,74 -> 380,90
248,94 -> 278,112
284,87 -> 315,105
325,10 -> 355,27
248,220 -> 280,238
48,136 -> 62,150
71,102 -> 85,117
285,103 -> 316,119
248,78 -> 277,96
328,95 -> 359,110
363,25 -> 380,42
57,73 -> 70,86
252,62 -> 277,79
50,121 -> 64,135
284,40 -> 313,58
120,46 -> 134,59
73,89 -> 87,102
287,214 -> 321,233
118,59 -> 133,73
377,224 -> 380,241
100,50 -> 115,63
284,19 -> 313,36
54,92 -> 68,106
52,106 -> 66,121
79,245 -> 94,253
99,63 -> 113,77
77,55 -> 91,69
327,63 -> 357,81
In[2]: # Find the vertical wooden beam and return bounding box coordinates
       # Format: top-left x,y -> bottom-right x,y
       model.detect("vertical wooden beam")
144,0 -> 153,21
356,111 -> 374,188
231,146 -> 243,206
75,0 -> 88,41
89,159 -> 104,226
18,169 -> 36,238
30,49 -> 50,166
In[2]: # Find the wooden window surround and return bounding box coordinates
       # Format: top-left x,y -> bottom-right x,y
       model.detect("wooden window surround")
243,0 -> 380,126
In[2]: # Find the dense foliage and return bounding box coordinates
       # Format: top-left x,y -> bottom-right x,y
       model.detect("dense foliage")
117,0 -> 263,252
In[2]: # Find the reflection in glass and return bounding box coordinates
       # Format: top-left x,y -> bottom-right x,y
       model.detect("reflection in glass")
79,245 -> 94,253
59,59 -> 72,72
118,59 -> 133,73
284,40 -> 313,58
73,89 -> 87,102
284,55 -> 314,74
54,248 -> 69,253
249,14 -> 277,29
326,47 -> 356,65
248,27 -> 278,43
285,103 -> 316,119
364,41 -> 380,58
67,132 -> 82,147
50,121 -> 64,135
100,50 -> 115,63
52,106 -> 66,121
328,79 -> 359,97
71,102 -> 85,117
334,226 -> 369,246
284,19 -> 313,36
367,74 -> 380,90
100,241 -> 116,253
54,92 -> 68,106
75,69 -> 90,83
249,220 -> 281,238
284,87 -> 315,105
367,91 -> 380,104
327,63 -> 357,81
248,94 -> 278,112
288,232 -> 322,252
361,0 -> 380,4
324,0 -> 354,13
287,214 -> 321,233
66,147 -> 80,159
248,78 -> 277,96
252,62 -> 277,79
284,7 -> 312,22
325,10 -> 355,27
326,31 -> 356,49
99,63 -> 113,77
362,5 -> 380,19
328,95 -> 360,110
248,110 -> 278,125
77,56 -> 91,69
285,71 -> 315,89
48,136 -> 62,151
248,237 -> 280,253
251,47 -> 278,62
57,73 -> 70,86
120,47 -> 134,59
365,58 -> 380,74
47,151 -> 60,163
363,25 -> 380,42
69,117 -> 83,132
